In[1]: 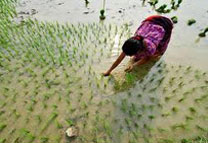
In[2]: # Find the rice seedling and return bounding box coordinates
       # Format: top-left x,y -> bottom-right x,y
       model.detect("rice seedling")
13,110 -> 21,119
149,87 -> 157,92
0,123 -> 7,132
178,97 -> 185,102
165,96 -> 171,102
189,107 -> 196,114
42,102 -> 48,109
40,137 -> 49,143
81,101 -> 88,109
100,9 -> 106,20
171,107 -> 178,113
137,94 -> 142,98
0,110 -> 5,117
0,102 -> 7,108
160,139 -> 175,143
25,117 -> 30,124
148,115 -> 155,120
171,16 -> 178,24
65,119 -> 75,127
54,135 -> 62,143
0,138 -> 6,143
161,112 -> 170,117
198,32 -> 206,37
194,94 -> 208,103
27,104 -> 34,112
41,112 -> 58,133
187,19 -> 196,26
55,120 -> 63,129
193,136 -> 208,142
156,4 -> 171,13
129,109 -> 137,118
121,98 -> 128,112
157,127 -> 168,133
124,118 -> 131,127
148,0 -> 158,6
199,27 -> 208,37
36,115 -> 42,124
183,91 -> 191,96
19,128 -> 36,142
171,123 -> 187,130
58,95 -> 62,102
195,125 -> 207,132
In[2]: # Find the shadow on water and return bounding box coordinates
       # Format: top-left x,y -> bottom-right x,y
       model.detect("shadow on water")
111,58 -> 161,92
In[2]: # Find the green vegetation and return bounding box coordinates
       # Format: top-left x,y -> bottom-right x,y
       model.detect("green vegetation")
171,16 -> 178,24
199,27 -> 208,37
100,9 -> 106,20
148,0 -> 158,6
0,124 -> 6,132
156,4 -> 171,13
187,19 -> 196,26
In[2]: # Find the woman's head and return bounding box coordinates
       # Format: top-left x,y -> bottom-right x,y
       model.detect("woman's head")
122,36 -> 144,56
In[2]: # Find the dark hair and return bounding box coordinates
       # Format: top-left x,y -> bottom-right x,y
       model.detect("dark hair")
122,37 -> 144,56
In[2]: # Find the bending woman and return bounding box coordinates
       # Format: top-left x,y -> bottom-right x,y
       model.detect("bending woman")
103,15 -> 173,76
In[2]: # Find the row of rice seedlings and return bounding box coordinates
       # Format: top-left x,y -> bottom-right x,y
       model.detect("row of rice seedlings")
19,128 -> 36,142
40,112 -> 58,133
36,115 -> 42,124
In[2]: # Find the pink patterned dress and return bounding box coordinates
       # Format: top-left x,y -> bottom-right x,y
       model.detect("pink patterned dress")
133,16 -> 173,61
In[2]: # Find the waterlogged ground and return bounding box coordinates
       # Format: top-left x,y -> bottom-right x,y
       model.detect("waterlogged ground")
0,0 -> 208,143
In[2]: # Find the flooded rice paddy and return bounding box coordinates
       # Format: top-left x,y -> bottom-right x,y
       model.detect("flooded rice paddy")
0,0 -> 208,143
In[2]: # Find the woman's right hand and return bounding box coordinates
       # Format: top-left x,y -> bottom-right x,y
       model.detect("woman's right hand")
124,65 -> 134,72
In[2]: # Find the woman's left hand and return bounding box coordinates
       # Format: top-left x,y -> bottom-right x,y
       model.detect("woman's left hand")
125,65 -> 134,72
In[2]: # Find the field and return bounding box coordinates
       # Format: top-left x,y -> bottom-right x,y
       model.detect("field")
0,0 -> 208,143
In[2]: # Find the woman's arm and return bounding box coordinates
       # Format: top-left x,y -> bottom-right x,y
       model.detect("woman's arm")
103,52 -> 126,76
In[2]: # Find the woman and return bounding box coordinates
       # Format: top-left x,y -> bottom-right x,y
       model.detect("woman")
103,15 -> 173,76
